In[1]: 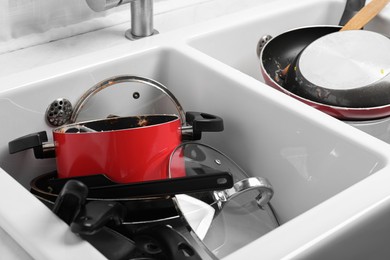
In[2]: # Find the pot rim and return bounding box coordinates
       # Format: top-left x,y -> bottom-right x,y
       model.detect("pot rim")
53,114 -> 181,134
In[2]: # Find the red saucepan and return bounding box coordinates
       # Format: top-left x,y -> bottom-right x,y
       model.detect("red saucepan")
258,0 -> 390,120
9,76 -> 224,183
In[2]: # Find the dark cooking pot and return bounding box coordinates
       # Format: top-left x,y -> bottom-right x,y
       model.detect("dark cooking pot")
258,0 -> 390,120
8,76 -> 224,183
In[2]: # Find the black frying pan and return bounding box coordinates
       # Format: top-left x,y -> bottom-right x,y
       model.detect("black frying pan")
258,0 -> 390,120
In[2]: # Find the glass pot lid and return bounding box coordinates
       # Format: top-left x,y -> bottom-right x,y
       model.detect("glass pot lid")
169,143 -> 280,259
70,75 -> 186,124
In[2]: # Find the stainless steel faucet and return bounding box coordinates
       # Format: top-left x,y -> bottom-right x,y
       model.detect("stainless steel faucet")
86,0 -> 158,40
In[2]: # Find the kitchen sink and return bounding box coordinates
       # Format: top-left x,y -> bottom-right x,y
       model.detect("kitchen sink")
2,0 -> 390,259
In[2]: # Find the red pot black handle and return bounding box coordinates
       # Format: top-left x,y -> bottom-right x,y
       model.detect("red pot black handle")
8,131 -> 55,158
184,111 -> 224,140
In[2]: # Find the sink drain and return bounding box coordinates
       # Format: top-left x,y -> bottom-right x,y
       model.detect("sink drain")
46,98 -> 73,127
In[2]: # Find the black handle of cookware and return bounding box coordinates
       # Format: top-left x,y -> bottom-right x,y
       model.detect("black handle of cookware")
52,180 -> 88,225
48,174 -> 118,194
86,170 -> 233,199
79,227 -> 136,260
8,131 -> 55,158
52,180 -> 136,260
185,111 -> 224,140
71,200 -> 126,235
339,0 -> 366,25
141,225 -> 203,260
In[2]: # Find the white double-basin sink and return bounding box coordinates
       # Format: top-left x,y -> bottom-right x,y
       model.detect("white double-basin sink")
2,0 -> 390,259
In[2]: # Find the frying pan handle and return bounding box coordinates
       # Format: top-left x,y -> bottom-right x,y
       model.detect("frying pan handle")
71,200 -> 126,235
339,0 -> 366,25
8,131 -> 55,159
86,171 -> 233,199
52,180 -> 88,225
52,178 -> 138,260
183,111 -> 224,140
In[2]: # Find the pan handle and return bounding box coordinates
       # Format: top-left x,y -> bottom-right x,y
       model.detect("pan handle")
136,225 -> 205,260
8,131 -> 55,159
86,170 -> 233,199
339,0 -> 366,26
71,200 -> 126,235
52,180 -> 88,225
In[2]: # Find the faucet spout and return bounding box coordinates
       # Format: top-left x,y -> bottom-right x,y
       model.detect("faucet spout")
127,0 -> 157,39
86,0 -> 158,40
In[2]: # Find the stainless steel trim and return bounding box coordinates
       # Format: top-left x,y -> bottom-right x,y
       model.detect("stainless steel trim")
86,0 -> 157,40
85,0 -> 121,11
131,0 -> 154,37
213,177 -> 274,209
46,98 -> 73,127
256,35 -> 272,59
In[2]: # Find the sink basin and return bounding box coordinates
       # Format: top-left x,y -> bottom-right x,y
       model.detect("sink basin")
2,0 -> 390,259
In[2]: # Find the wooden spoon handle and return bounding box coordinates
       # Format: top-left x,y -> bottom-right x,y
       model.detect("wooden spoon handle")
340,0 -> 389,31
